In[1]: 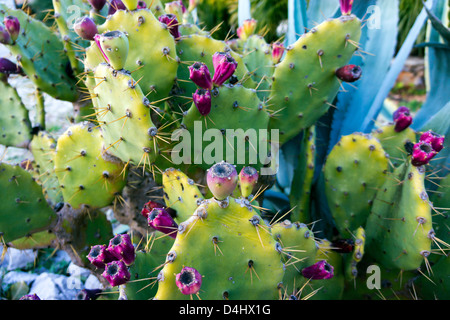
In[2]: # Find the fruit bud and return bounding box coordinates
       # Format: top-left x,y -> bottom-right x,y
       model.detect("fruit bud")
192,88 -> 212,116
212,51 -> 238,86
107,233 -> 135,266
189,62 -> 212,89
108,0 -> 126,15
301,260 -> 334,280
88,0 -> 107,11
236,18 -> 257,41
0,24 -> 11,45
335,64 -> 362,82
239,166 -> 259,198
87,244 -> 118,269
411,141 -> 437,167
0,58 -> 22,75
339,0 -> 354,15
102,260 -> 131,287
393,106 -> 412,132
73,16 -> 98,41
272,42 -> 285,64
4,16 -> 20,42
175,266 -> 202,295
206,161 -> 238,200
148,207 -> 178,238
158,14 -> 181,39
419,130 -> 445,153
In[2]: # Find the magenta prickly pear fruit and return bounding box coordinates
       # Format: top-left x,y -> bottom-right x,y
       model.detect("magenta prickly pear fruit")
393,106 -> 413,132
272,42 -> 285,64
102,260 -> 131,287
137,0 -> 146,9
411,141 -> 437,167
175,266 -> 202,295
88,0 -> 107,11
0,57 -> 22,75
141,200 -> 176,219
3,16 -> 20,43
193,88 -> 212,116
336,64 -> 362,82
189,62 -> 213,89
419,130 -> 445,153
158,14 -> 180,39
108,0 -> 126,15
301,260 -> 334,280
0,24 -> 11,45
212,52 -> 238,86
19,294 -> 41,300
87,244 -> 118,269
239,166 -> 259,198
339,0 -> 354,15
107,233 -> 136,266
148,207 -> 178,238
76,289 -> 102,300
206,161 -> 238,200
73,16 -> 98,41
237,18 -> 257,40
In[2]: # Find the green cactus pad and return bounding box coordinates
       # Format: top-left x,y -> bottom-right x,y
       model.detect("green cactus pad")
268,15 -> 362,144
54,122 -> 128,209
0,78 -> 32,148
0,162 -> 57,243
365,161 -> 434,271
181,84 -> 271,171
324,133 -> 389,238
154,197 -> 284,300
162,167 -> 204,223
91,63 -> 160,168
0,5 -> 78,102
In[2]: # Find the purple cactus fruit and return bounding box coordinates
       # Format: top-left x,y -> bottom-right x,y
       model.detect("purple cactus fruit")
141,200 -> 176,219
158,13 -> 181,39
335,64 -> 362,82
102,260 -> 131,287
393,106 -> 413,132
0,57 -> 22,75
272,42 -> 285,64
419,130 -> 445,153
19,159 -> 33,171
206,161 -> 238,200
87,244 -> 118,269
137,0 -> 147,9
239,166 -> 259,198
76,289 -> 102,300
175,266 -> 202,295
19,293 -> 41,300
339,0 -> 354,15
73,16 -> 98,41
0,25 -> 11,44
108,0 -> 126,15
236,18 -> 257,40
4,16 -> 20,42
148,207 -> 178,238
189,62 -> 213,89
212,52 -> 238,86
88,0 -> 107,11
193,88 -> 212,116
411,141 -> 437,167
301,260 -> 334,280
107,233 -> 136,266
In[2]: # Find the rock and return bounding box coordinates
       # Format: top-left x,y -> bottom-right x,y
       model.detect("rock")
67,262 -> 92,279
28,272 -> 82,300
2,271 -> 38,287
84,274 -> 104,291
0,247 -> 37,271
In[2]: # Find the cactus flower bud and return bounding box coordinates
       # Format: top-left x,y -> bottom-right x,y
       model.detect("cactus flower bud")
73,16 -> 98,41
87,244 -> 118,269
0,24 -> 11,45
239,166 -> 259,198
158,14 -> 181,39
189,62 -> 213,89
393,106 -> 413,132
236,18 -> 257,41
175,266 -> 202,295
206,161 -> 238,200
339,0 -> 354,16
193,88 -> 212,116
20,294 -> 41,300
419,130 -> 445,153
148,207 -> 178,238
108,0 -> 126,15
272,42 -> 285,64
212,52 -> 238,86
335,64 -> 362,82
107,233 -> 136,266
102,260 -> 131,287
0,58 -> 22,75
88,0 -> 107,11
4,16 -> 20,43
94,30 -> 129,70
411,141 -> 437,167
301,260 -> 334,280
